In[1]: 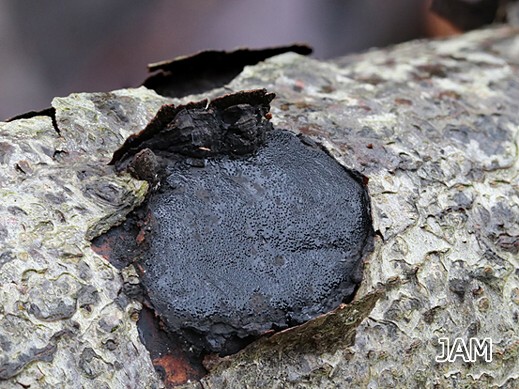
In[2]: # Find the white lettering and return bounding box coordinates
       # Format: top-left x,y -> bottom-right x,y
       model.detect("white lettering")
436,337 -> 492,363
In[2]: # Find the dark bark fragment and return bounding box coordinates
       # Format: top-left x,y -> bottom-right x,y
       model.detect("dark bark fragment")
110,89 -> 275,167
143,44 -> 312,98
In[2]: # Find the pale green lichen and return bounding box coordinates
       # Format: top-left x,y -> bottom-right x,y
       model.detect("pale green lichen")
0,89 -> 172,388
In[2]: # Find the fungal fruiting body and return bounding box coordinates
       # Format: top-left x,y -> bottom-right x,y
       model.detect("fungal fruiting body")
108,89 -> 372,355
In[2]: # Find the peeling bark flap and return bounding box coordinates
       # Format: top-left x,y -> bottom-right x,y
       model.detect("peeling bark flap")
143,44 -> 312,97
110,89 -> 275,165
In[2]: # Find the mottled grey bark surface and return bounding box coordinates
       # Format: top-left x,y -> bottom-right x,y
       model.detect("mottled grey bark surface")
1,27 -> 518,388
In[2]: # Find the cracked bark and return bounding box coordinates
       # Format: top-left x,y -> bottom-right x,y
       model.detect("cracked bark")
0,27 -> 518,388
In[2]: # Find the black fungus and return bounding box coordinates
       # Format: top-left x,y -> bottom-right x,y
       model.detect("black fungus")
107,89 -> 373,355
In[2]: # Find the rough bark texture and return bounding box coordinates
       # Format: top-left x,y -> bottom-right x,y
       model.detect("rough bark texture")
1,27 -> 518,388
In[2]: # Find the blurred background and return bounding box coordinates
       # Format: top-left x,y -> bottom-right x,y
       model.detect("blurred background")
0,0 -> 456,119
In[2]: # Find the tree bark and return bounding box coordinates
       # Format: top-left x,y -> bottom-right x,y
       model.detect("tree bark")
1,26 -> 518,388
